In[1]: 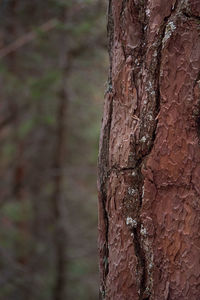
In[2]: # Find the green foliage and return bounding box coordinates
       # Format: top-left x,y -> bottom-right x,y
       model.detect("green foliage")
2,142 -> 16,161
18,117 -> 35,138
73,20 -> 94,36
29,71 -> 61,101
69,259 -> 90,277
50,0 -> 74,8
2,200 -> 32,223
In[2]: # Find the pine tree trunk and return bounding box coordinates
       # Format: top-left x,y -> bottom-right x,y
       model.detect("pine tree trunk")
98,1 -> 200,299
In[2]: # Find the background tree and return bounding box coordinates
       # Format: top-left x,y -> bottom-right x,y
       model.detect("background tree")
0,0 -> 107,299
98,0 -> 200,299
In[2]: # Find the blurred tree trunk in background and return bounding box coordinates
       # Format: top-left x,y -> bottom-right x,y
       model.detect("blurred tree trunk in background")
6,3 -> 31,297
52,7 -> 69,300
9,0 -> 28,270
98,0 -> 200,299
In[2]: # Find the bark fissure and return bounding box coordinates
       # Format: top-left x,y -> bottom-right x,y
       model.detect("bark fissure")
133,225 -> 149,300
126,4 -> 181,298
104,94 -> 114,269
151,9 -> 175,145
98,91 -> 114,298
183,12 -> 200,20
128,161 -> 148,299
120,0 -> 127,19
98,2 -> 115,297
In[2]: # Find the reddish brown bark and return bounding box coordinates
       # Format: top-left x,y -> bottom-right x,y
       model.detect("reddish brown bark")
98,0 -> 200,299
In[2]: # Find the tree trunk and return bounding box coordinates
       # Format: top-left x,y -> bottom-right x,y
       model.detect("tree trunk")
52,8 -> 70,300
98,1 -> 200,299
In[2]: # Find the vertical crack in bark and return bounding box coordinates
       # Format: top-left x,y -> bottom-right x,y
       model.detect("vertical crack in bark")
151,0 -> 179,147
103,0 -> 114,282
130,3 -> 180,298
131,161 -> 149,299
133,224 -> 149,300
103,94 -> 113,272
98,91 -> 114,299
98,1 -> 114,297
120,0 -> 128,19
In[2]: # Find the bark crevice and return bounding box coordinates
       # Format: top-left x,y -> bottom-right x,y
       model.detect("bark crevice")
98,2 -> 115,297
183,12 -> 200,20
128,4 -> 180,298
99,94 -> 114,283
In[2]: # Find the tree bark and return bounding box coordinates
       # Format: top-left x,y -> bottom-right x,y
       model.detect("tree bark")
98,1 -> 200,299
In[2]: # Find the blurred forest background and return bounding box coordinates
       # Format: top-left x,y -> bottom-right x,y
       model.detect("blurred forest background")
0,0 -> 107,299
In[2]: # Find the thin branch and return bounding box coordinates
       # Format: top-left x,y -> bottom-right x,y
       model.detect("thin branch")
0,113 -> 14,129
0,18 -> 58,58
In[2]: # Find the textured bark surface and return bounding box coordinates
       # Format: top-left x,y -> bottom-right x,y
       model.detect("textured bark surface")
98,0 -> 200,299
